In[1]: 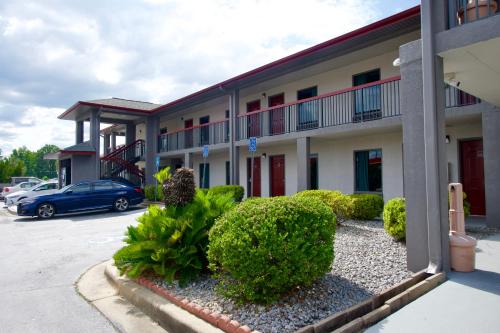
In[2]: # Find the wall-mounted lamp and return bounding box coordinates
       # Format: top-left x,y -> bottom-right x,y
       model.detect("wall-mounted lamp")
446,135 -> 451,144
261,153 -> 267,159
262,92 -> 267,98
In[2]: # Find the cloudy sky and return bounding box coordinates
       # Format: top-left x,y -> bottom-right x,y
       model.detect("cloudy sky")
0,0 -> 419,155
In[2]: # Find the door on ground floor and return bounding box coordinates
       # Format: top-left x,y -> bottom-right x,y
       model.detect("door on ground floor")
247,157 -> 261,197
270,155 -> 285,196
460,139 -> 486,216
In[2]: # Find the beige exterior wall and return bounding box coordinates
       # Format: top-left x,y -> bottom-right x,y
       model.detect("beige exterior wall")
192,151 -> 229,188
445,121 -> 483,183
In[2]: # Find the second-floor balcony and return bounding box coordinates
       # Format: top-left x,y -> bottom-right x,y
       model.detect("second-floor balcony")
448,0 -> 499,28
159,120 -> 229,153
157,78 -> 480,153
237,77 -> 401,140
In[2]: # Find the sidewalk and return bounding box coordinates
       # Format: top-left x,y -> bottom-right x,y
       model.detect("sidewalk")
366,233 -> 500,333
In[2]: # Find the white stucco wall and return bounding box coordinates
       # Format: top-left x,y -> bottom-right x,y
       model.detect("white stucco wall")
192,151 -> 229,189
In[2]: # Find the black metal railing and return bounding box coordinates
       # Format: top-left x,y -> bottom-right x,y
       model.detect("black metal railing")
448,0 -> 499,28
158,120 -> 229,153
445,84 -> 481,107
236,77 -> 401,140
100,139 -> 145,184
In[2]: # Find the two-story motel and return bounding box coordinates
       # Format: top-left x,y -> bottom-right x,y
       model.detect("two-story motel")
50,2 -> 500,272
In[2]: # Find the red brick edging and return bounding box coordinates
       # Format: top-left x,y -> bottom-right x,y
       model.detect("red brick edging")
136,276 -> 260,333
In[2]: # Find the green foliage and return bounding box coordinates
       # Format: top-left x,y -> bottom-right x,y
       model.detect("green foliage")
463,192 -> 471,218
0,157 -> 25,183
209,185 -> 244,202
7,145 -> 59,179
348,194 -> 384,220
208,196 -> 335,304
144,185 -> 164,202
383,198 -> 406,241
154,166 -> 171,184
294,190 -> 352,222
163,168 -> 196,207
113,190 -> 235,286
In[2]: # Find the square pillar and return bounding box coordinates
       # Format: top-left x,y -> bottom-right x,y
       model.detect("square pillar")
111,133 -> 117,151
89,109 -> 101,179
126,123 -> 136,145
482,109 -> 500,228
184,152 -> 193,169
103,134 -> 111,155
296,137 -> 310,192
75,121 -> 84,144
229,89 -> 240,185
145,117 -> 159,186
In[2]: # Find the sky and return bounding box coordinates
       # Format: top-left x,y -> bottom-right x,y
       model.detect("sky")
0,0 -> 420,156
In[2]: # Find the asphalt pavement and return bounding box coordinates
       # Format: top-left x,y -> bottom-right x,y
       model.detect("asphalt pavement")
0,205 -> 146,333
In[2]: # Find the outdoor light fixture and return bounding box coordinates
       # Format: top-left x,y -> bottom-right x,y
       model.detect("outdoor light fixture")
262,153 -> 267,159
392,58 -> 401,67
446,135 -> 451,144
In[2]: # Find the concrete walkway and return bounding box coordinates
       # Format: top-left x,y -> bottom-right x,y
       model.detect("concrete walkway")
366,233 -> 500,333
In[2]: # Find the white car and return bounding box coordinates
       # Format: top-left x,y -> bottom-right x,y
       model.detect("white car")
4,181 -> 59,206
1,181 -> 40,200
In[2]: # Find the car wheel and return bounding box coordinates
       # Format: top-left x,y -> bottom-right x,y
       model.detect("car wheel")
37,203 -> 55,219
114,197 -> 129,212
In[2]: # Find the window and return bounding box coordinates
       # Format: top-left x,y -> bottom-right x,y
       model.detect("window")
71,183 -> 91,193
352,69 -> 381,121
199,163 -> 210,189
225,161 -> 230,185
297,86 -> 318,130
199,116 -> 210,146
310,154 -> 318,190
94,181 -> 114,191
355,149 -> 382,193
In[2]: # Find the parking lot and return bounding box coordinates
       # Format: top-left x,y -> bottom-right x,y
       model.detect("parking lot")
0,205 -> 146,333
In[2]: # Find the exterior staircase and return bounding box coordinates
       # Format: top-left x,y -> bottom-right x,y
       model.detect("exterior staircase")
100,139 -> 145,185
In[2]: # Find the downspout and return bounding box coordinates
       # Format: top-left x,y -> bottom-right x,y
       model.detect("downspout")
421,0 -> 443,274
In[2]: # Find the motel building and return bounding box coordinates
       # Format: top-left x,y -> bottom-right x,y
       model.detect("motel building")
49,2 -> 500,272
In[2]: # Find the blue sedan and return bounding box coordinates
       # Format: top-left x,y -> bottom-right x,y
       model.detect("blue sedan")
17,180 -> 145,219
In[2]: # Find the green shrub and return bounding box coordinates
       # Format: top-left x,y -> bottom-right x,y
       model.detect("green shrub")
348,194 -> 384,220
383,198 -> 406,241
208,196 -> 335,304
113,190 -> 235,286
144,184 -> 164,202
209,185 -> 244,202
448,192 -> 471,218
294,190 -> 352,222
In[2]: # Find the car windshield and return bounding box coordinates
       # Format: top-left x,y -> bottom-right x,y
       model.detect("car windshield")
29,183 -> 47,191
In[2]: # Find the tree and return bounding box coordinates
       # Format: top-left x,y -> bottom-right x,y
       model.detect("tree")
8,145 -> 60,179
0,157 -> 25,183
10,147 -> 36,176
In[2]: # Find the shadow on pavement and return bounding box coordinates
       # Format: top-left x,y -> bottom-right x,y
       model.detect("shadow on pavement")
11,206 -> 146,223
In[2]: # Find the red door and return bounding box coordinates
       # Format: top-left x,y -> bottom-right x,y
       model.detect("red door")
270,155 -> 285,196
247,100 -> 261,138
460,139 -> 486,215
269,93 -> 285,135
247,157 -> 261,197
184,119 -> 193,148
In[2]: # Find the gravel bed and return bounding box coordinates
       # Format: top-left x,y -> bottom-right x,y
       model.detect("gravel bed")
151,220 -> 411,333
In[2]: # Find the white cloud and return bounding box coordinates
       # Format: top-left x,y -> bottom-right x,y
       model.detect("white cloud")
0,0 -> 419,155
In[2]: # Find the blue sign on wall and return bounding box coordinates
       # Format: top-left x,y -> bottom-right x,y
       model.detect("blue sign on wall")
249,137 -> 257,152
202,145 -> 209,158
155,156 -> 160,167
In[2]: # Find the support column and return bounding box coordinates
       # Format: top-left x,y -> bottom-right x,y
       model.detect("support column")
184,152 -> 193,169
75,120 -> 84,144
111,133 -> 117,152
89,109 -> 101,179
126,123 -> 136,145
145,117 -> 159,186
296,137 -> 310,192
482,109 -> 500,228
103,134 -> 111,155
421,0 -> 450,273
229,89 -> 240,185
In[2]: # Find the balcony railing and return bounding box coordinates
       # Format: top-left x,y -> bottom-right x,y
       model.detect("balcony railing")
448,0 -> 499,28
158,120 -> 229,153
236,77 -> 401,140
445,84 -> 481,107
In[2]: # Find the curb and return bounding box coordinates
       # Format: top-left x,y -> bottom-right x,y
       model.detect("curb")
296,270 -> 446,333
105,262 -> 259,333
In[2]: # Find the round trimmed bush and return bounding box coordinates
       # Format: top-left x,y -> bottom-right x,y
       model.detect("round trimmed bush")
383,198 -> 406,241
294,190 -> 352,222
348,194 -> 384,220
208,196 -> 335,304
209,185 -> 244,202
